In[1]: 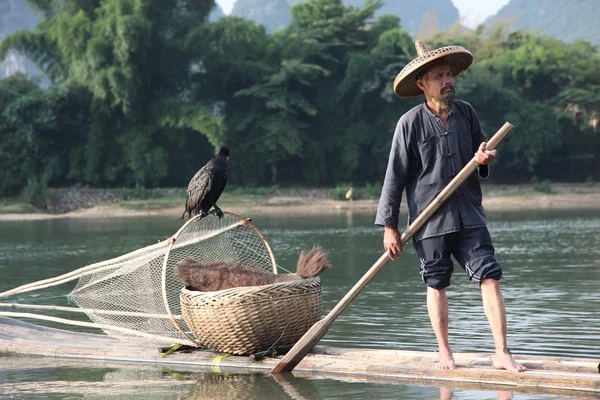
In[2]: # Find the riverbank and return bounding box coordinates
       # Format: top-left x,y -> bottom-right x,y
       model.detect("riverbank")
1,183 -> 600,221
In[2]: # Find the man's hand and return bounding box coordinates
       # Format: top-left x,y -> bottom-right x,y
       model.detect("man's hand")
384,226 -> 403,260
474,142 -> 496,165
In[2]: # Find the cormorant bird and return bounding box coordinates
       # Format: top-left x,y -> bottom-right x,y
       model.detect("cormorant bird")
181,146 -> 230,220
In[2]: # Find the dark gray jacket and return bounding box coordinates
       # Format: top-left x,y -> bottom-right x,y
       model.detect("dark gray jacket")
375,100 -> 489,241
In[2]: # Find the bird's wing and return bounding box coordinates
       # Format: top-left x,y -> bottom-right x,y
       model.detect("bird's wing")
185,162 -> 214,211
209,159 -> 229,203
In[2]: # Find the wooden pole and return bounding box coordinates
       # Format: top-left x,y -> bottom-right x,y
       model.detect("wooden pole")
0,311 -> 196,346
271,122 -> 515,373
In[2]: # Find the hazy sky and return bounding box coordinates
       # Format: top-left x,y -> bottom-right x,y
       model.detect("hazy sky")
215,0 -> 511,28
451,0 -> 511,27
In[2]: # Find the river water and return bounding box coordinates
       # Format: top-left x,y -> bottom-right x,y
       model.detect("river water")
1,209 -> 599,399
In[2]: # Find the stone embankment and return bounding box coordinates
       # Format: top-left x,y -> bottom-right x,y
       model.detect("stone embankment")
44,187 -> 335,214
35,183 -> 600,215
45,188 -> 183,214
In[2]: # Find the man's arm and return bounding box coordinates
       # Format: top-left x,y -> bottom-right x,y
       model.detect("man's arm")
468,104 -> 493,177
375,119 -> 411,259
383,225 -> 403,259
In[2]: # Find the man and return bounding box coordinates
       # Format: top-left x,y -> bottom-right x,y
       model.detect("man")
375,40 -> 526,372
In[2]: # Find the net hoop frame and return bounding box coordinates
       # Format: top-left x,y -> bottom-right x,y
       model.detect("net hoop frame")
160,211 -> 277,346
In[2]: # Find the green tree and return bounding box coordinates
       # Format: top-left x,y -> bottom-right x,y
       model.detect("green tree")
1,0 -> 220,188
0,75 -> 90,196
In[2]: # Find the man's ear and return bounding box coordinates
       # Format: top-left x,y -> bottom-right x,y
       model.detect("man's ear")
416,78 -> 425,91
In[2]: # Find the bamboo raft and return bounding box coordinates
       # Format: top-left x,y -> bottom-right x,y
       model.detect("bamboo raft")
1,317 -> 598,397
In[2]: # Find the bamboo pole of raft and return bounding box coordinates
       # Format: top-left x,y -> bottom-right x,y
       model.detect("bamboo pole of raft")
271,122 -> 516,374
305,346 -> 600,373
1,317 -> 598,396
0,312 -> 196,346
0,302 -> 182,319
0,216 -> 248,299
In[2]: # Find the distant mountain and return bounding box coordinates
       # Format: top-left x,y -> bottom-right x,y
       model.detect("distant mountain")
485,0 -> 600,46
231,0 -> 291,32
341,0 -> 459,35
232,0 -> 460,36
0,0 -> 40,78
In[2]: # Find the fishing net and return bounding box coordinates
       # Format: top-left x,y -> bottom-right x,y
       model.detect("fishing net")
0,212 -> 277,347
69,212 -> 277,345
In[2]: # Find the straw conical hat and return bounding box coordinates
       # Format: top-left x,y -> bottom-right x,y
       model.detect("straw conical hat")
393,40 -> 473,98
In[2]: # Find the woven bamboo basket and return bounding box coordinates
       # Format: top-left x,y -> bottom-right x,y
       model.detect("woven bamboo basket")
180,276 -> 322,355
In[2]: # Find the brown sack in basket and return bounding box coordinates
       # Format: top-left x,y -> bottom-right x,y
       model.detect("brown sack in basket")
175,246 -> 331,292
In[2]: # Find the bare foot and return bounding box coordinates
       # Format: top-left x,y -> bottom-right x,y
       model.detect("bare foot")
493,352 -> 527,372
436,352 -> 456,369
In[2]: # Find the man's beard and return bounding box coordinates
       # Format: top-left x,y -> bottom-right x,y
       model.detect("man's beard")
432,86 -> 455,109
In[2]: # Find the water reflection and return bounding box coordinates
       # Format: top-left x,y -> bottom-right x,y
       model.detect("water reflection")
440,387 -> 512,400
1,211 -> 599,399
186,372 -> 322,400
0,358 -> 587,399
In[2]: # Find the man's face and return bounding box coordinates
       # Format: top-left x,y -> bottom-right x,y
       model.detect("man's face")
416,63 -> 455,103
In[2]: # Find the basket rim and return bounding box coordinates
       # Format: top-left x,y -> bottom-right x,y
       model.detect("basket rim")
182,292 -> 321,310
180,275 -> 321,297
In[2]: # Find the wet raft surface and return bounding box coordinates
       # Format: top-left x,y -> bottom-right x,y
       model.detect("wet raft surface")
1,317 -> 598,397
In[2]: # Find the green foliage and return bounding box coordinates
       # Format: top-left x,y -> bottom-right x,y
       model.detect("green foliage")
0,202 -> 41,214
532,179 -> 552,194
489,35 -> 590,100
1,0 -> 600,195
503,101 -> 563,172
227,185 -> 279,196
22,172 -> 49,209
134,183 -> 148,200
2,0 -> 219,190
119,128 -> 169,187
0,74 -> 90,195
330,183 -> 353,200
364,181 -> 382,199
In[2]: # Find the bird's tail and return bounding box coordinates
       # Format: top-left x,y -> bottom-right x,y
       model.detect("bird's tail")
180,209 -> 190,220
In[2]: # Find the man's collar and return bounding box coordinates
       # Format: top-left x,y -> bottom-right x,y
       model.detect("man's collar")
421,101 -> 455,117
